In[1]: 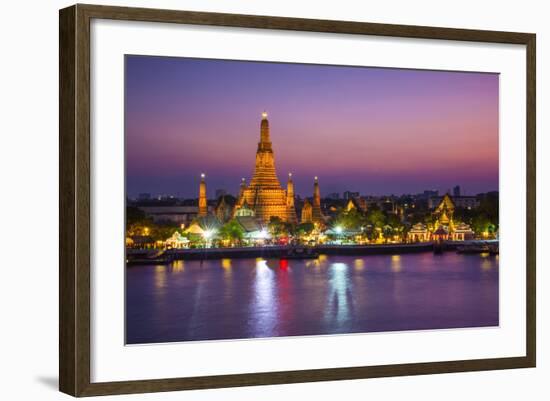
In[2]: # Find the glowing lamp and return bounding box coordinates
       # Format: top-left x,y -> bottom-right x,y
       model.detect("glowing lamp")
203,229 -> 215,240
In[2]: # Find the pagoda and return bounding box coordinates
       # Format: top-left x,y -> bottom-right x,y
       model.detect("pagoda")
198,173 -> 208,217
433,193 -> 455,231
311,176 -> 324,223
235,112 -> 296,223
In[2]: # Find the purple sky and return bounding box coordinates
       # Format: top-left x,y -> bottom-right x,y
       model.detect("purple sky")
125,55 -> 499,199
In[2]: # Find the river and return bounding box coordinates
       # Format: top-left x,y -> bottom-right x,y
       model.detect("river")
126,252 -> 498,344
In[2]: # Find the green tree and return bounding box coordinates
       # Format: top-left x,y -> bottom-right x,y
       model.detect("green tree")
366,209 -> 386,229
382,225 -> 394,242
219,220 -> 245,245
296,222 -> 314,236
149,225 -> 178,243
268,216 -> 289,238
471,213 -> 492,235
126,206 -> 146,225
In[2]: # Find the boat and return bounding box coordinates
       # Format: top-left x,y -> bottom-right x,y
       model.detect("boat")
126,250 -> 174,265
282,246 -> 319,259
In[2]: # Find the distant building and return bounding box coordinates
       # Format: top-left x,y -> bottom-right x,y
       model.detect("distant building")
451,222 -> 475,241
408,223 -> 429,242
428,194 -> 476,241
453,185 -> 461,197
138,193 -> 151,201
343,191 -> 360,200
345,197 -> 367,214
326,192 -> 340,200
137,205 -> 212,224
156,194 -> 176,201
429,195 -> 479,209
214,195 -> 236,223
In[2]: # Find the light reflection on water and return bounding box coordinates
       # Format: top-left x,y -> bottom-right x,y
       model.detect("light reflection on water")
126,252 -> 499,344
251,259 -> 278,337
171,260 -> 185,272
391,255 -> 402,272
325,263 -> 352,327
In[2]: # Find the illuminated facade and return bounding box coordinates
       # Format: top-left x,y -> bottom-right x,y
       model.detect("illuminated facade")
407,222 -> 429,242
301,199 -> 313,223
198,173 -> 207,217
234,112 -> 297,223
286,173 -> 298,224
432,194 -> 474,241
311,176 -> 324,223
433,193 -> 455,231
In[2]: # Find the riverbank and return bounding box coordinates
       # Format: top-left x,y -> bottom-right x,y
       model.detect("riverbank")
178,243 -> 437,260
128,242 -> 456,261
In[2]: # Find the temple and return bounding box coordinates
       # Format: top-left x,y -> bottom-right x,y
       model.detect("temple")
406,193 -> 474,242
234,112 -> 297,223
196,112 -> 326,225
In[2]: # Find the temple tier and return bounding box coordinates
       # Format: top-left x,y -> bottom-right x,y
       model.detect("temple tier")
235,112 -> 296,223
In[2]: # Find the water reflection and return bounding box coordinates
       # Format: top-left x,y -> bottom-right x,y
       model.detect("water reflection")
251,259 -> 278,337
480,254 -> 498,271
221,258 -> 232,278
171,260 -> 185,272
309,254 -> 328,268
391,255 -> 402,272
126,252 -> 499,344
154,265 -> 167,290
325,262 -> 353,327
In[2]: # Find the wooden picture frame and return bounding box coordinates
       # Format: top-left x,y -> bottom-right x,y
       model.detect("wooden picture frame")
59,3 -> 536,397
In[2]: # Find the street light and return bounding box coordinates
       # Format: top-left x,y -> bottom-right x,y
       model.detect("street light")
334,226 -> 343,245
202,229 -> 216,248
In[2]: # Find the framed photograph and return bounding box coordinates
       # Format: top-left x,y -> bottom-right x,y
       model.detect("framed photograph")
59,4 -> 536,397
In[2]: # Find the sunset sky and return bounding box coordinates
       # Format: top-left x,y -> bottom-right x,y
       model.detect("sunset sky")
125,55 -> 499,199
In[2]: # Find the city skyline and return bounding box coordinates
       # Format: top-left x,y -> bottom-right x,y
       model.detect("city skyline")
131,185 -> 488,202
126,56 -> 499,198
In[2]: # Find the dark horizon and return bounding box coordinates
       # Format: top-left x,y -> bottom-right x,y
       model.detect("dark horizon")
125,56 -> 499,199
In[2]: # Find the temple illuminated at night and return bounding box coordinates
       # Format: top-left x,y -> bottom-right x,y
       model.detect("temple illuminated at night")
197,112 -> 324,225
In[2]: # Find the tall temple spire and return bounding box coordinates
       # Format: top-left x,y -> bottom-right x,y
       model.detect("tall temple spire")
259,111 -> 272,150
238,178 -> 246,200
312,176 -> 324,223
198,173 -> 207,217
286,173 -> 297,224
240,112 -> 290,222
